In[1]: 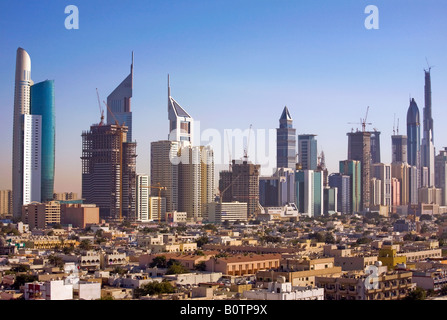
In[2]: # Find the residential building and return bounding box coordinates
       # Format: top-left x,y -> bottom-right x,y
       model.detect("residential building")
22,201 -> 61,230
0,190 -> 12,218
205,254 -> 281,276
136,174 -> 150,221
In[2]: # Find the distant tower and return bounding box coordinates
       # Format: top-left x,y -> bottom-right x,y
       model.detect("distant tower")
347,131 -> 371,211
407,98 -> 421,187
107,52 -> 134,142
298,134 -> 318,170
421,68 -> 435,187
276,106 -> 296,170
391,134 -> 408,164
370,131 -> 381,164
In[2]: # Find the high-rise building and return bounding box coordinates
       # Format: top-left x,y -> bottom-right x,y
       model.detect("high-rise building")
370,131 -> 381,164
136,174 -> 150,222
298,134 -> 318,170
22,201 -> 61,230
328,173 -> 350,214
371,163 -> 392,211
30,80 -> 56,202
421,68 -> 435,187
391,162 -> 410,206
276,106 -> 296,170
150,140 -> 179,214
391,135 -> 408,164
323,187 -> 338,215
295,170 -> 323,217
167,75 -> 194,145
81,123 -> 136,221
107,53 -> 134,142
219,160 -> 260,218
259,168 -> 295,207
390,178 -> 400,213
407,98 -> 421,187
339,160 -> 361,214
12,48 -> 33,219
347,131 -> 371,211
435,148 -> 447,206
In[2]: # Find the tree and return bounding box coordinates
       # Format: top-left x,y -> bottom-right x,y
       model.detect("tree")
149,255 -> 167,268
196,236 -> 209,248
13,274 -> 38,290
79,239 -> 92,251
134,280 -> 175,298
404,287 -> 426,300
194,261 -> 206,271
166,260 -> 189,275
48,254 -> 64,269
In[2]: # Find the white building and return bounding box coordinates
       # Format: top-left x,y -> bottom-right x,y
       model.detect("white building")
207,202 -> 248,223
243,276 -> 324,300
78,281 -> 101,300
136,174 -> 150,221
22,114 -> 41,205
24,280 -> 73,300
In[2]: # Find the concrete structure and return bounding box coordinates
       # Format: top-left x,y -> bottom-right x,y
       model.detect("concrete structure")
22,201 -> 61,230
207,201 -> 248,223
81,123 -> 136,221
347,131 -> 371,211
243,276 -> 324,300
0,190 -> 12,218
205,254 -> 281,276
412,269 -> 447,292
60,203 -> 100,228
276,106 -> 296,170
24,280 -> 73,300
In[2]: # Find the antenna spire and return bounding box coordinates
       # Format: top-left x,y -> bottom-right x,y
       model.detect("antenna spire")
168,74 -> 171,97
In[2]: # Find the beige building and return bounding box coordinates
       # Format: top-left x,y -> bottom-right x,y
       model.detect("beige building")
22,201 -> 61,229
60,203 -> 99,228
0,190 -> 12,218
206,254 -> 281,276
53,192 -> 78,201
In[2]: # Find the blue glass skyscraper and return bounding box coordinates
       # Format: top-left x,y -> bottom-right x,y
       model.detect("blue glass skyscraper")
407,98 -> 420,171
30,80 -> 55,202
276,106 -> 296,170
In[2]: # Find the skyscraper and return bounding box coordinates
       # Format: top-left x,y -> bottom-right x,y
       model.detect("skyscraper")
12,48 -> 33,219
328,173 -> 350,214
371,163 -> 392,211
421,68 -> 435,187
107,53 -> 134,142
167,75 -> 194,145
81,123 -> 136,221
347,131 -> 371,211
370,130 -> 381,164
407,98 -> 421,188
136,174 -> 150,222
276,106 -> 296,170
22,114 -> 41,205
30,80 -> 56,202
298,134 -> 318,170
391,135 -> 408,164
339,160 -> 361,214
435,148 -> 447,206
295,170 -> 323,217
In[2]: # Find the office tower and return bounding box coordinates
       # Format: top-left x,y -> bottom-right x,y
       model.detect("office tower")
370,130 -> 381,164
178,145 -> 214,221
276,106 -> 296,170
219,160 -> 260,218
167,75 -> 194,144
60,203 -> 100,229
328,173 -> 350,214
107,53 -> 134,142
81,123 -> 136,221
371,163 -> 392,211
295,170 -> 323,217
298,134 -> 318,170
339,160 -> 361,213
136,174 -> 150,222
12,48 -> 33,219
391,135 -> 408,164
347,131 -> 371,211
324,187 -> 337,215
207,202 -> 248,224
0,190 -> 13,218
408,165 -> 418,205
435,148 -> 447,206
259,168 -> 295,207
407,98 -> 421,186
30,80 -> 55,202
150,140 -> 179,213
421,68 -> 435,187
370,178 -> 381,206
391,162 -> 410,206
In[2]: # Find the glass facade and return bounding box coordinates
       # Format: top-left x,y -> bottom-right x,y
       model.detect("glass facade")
30,80 -> 55,202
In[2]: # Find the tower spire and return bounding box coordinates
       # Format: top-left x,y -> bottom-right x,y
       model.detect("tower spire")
168,74 -> 171,98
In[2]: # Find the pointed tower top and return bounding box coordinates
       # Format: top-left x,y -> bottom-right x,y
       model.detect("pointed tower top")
280,106 -> 292,121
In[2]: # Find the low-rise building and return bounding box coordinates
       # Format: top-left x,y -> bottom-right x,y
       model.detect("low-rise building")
205,254 -> 281,276
412,269 -> 447,292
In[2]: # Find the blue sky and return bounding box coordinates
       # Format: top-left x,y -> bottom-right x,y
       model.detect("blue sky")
0,0 -> 446,195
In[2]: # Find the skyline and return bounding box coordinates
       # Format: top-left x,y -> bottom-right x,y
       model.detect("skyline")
1,0 -> 447,196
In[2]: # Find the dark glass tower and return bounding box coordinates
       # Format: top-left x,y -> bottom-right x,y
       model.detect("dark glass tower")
276,106 -> 296,170
421,68 -> 435,186
406,98 -> 421,169
298,134 -> 318,170
30,80 -> 56,202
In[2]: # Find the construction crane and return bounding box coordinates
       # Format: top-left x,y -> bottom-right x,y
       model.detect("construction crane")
102,99 -> 125,223
348,106 -> 372,132
140,183 -> 167,224
96,88 -> 104,126
243,124 -> 253,161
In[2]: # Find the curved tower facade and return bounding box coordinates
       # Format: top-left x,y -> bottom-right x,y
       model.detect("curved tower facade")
30,80 -> 56,202
406,98 -> 420,169
12,48 -> 33,219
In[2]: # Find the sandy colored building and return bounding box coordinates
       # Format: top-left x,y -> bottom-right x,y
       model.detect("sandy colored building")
205,254 -> 281,276
60,203 -> 100,228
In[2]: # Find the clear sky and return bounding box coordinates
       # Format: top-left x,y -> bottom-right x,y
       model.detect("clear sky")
1,0 -> 446,195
